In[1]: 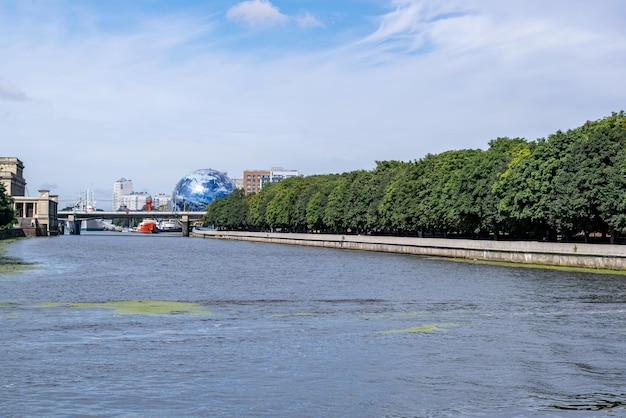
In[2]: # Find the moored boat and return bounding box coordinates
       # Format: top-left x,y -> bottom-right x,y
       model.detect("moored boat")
83,219 -> 105,231
157,219 -> 182,232
131,218 -> 159,233
71,189 -> 105,231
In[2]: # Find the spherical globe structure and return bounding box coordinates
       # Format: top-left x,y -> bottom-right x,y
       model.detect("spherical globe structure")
172,169 -> 235,211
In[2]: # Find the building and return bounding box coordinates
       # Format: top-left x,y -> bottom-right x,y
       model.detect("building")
120,192 -> 150,211
232,178 -> 244,190
112,178 -> 133,211
1,157 -> 59,236
0,157 -> 27,196
113,178 -> 172,211
270,167 -> 300,183
152,193 -> 171,210
243,167 -> 300,195
243,170 -> 270,195
13,190 -> 60,236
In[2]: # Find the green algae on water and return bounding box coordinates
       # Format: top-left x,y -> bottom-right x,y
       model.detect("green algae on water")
0,240 -> 35,276
381,324 -> 439,334
0,257 -> 34,275
38,300 -> 213,315
271,312 -> 316,317
380,322 -> 457,334
387,311 -> 427,320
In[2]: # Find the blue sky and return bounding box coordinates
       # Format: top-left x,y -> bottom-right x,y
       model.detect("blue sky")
1,0 -> 625,209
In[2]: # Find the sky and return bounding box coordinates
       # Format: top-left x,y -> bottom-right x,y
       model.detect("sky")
1,0 -> 625,209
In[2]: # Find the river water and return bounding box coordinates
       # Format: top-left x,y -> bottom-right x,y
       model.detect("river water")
1,233 -> 626,417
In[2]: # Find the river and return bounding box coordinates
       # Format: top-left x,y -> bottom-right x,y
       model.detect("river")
1,232 -> 626,417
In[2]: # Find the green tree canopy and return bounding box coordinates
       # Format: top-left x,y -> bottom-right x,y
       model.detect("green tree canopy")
0,183 -> 15,228
204,112 -> 626,242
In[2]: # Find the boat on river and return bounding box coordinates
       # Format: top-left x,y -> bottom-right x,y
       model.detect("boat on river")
131,218 -> 159,233
157,218 -> 182,232
71,189 -> 105,231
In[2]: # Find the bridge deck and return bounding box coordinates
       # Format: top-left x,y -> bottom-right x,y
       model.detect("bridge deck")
57,211 -> 206,220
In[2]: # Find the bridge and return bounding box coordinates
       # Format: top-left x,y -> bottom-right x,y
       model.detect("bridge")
57,211 -> 206,236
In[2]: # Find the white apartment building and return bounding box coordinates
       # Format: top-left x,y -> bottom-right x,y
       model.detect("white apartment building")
152,193 -> 171,210
269,167 -> 300,183
120,192 -> 150,211
113,177 -> 171,211
112,178 -> 133,211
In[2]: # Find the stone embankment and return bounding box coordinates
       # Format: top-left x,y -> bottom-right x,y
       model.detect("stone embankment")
193,230 -> 626,271
0,229 -> 26,240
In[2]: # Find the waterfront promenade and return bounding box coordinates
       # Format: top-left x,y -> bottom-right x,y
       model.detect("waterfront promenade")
193,230 -> 626,271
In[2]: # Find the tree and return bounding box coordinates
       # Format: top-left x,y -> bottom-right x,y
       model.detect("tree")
550,127 -> 610,240
247,183 -> 278,231
602,145 -> 626,240
345,170 -> 373,234
292,176 -> 324,232
494,130 -> 576,239
323,175 -> 350,233
379,159 -> 429,234
306,176 -> 339,232
469,137 -> 530,238
593,112 -> 626,240
422,149 -> 481,234
545,112 -> 626,241
366,161 -> 404,234
204,196 -> 229,228
265,177 -> 307,231
0,183 -> 15,228
204,189 -> 248,230
225,189 -> 249,229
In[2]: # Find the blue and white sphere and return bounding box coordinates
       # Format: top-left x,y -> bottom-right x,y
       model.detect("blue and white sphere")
172,169 -> 235,211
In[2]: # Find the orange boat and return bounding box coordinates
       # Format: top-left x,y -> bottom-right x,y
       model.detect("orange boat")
131,218 -> 159,233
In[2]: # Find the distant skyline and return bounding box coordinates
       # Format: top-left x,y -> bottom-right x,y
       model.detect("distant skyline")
1,0 -> 625,206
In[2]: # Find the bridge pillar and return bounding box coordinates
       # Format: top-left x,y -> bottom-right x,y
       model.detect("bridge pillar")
181,215 -> 190,237
67,215 -> 81,235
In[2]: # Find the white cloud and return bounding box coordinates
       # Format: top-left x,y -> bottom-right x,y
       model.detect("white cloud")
0,0 -> 624,207
226,0 -> 288,28
0,78 -> 28,101
361,0 -> 463,49
296,12 -> 324,29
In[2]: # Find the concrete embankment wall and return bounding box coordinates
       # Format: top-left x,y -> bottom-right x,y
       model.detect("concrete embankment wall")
193,230 -> 626,271
0,229 -> 26,240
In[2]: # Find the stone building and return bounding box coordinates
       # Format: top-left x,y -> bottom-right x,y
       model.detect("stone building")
0,157 -> 27,196
1,157 -> 60,236
13,190 -> 60,236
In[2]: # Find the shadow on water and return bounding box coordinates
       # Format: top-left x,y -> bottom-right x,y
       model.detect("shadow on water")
550,393 -> 626,411
0,254 -> 35,275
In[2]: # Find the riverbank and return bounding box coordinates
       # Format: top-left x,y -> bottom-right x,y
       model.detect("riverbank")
193,230 -> 626,271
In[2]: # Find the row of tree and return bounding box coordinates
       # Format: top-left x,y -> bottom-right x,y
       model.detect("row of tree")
204,112 -> 626,242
